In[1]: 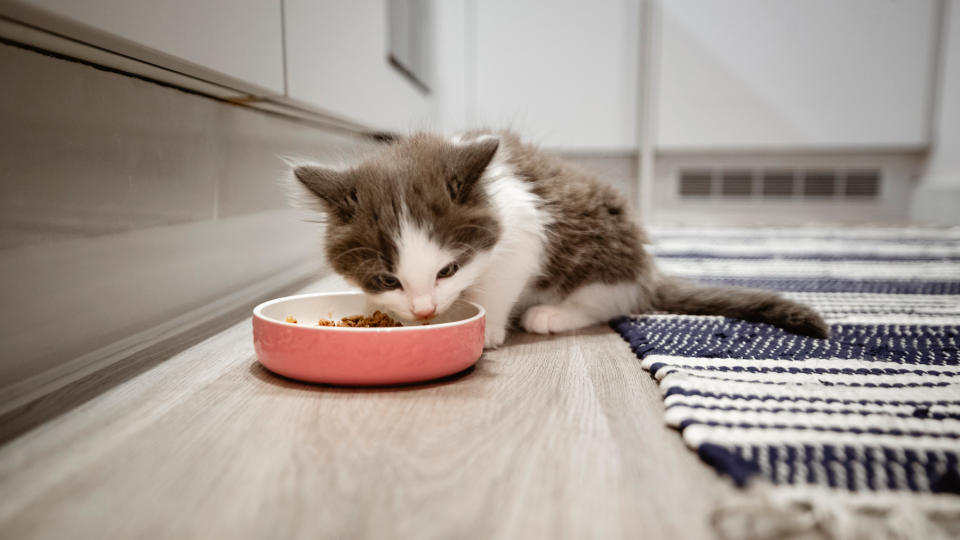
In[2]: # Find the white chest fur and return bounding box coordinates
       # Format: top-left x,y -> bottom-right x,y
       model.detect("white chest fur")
465,145 -> 551,347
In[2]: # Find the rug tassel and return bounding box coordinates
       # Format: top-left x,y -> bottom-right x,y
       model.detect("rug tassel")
711,485 -> 959,540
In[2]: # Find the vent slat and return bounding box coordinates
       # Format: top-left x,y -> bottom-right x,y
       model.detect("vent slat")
721,171 -> 752,197
762,171 -> 794,197
803,171 -> 837,197
679,171 -> 712,197
845,171 -> 881,197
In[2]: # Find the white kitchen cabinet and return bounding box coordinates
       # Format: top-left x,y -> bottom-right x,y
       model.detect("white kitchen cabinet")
2,0 -> 285,94
655,0 -> 940,150
283,0 -> 434,133
473,0 -> 640,150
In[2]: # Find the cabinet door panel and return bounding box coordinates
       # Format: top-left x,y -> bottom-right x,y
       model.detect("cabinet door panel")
474,0 -> 640,150
656,0 -> 939,149
5,0 -> 285,94
283,0 -> 433,131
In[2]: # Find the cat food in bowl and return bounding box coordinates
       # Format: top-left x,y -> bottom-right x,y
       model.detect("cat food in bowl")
253,292 -> 485,385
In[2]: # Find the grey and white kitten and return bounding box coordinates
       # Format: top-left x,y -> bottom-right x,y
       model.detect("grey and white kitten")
292,130 -> 829,348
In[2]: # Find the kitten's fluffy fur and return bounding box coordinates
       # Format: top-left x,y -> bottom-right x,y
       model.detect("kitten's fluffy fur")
293,130 -> 829,348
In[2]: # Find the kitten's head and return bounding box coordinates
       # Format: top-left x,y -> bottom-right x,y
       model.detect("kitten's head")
293,133 -> 501,321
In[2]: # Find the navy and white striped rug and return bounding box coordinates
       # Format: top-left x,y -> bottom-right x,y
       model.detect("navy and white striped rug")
612,228 -> 960,500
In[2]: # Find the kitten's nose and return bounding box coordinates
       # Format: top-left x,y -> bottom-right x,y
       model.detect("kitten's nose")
412,296 -> 436,320
413,306 -> 436,320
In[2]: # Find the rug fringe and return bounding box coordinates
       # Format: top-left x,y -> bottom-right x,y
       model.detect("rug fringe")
711,484 -> 960,540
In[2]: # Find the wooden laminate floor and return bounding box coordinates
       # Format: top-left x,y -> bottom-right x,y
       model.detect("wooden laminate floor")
0,278 -> 736,539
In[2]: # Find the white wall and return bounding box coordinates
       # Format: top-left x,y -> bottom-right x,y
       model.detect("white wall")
470,0 -> 639,150
655,0 -> 939,150
431,0 -> 469,134
284,0 -> 435,133
922,0 -> 960,189
912,0 -> 960,225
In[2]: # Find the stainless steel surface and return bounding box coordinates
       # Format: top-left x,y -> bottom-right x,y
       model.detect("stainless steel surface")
0,42 -> 373,407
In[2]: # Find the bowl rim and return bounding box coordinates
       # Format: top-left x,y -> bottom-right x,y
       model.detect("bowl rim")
253,291 -> 485,332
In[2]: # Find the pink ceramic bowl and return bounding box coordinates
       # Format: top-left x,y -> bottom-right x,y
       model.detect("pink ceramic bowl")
253,292 -> 485,385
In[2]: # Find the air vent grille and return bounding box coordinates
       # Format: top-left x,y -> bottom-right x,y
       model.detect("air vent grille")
679,168 -> 880,200
845,171 -> 881,197
678,171 -> 711,196
721,171 -> 752,197
761,171 -> 794,197
803,171 -> 837,197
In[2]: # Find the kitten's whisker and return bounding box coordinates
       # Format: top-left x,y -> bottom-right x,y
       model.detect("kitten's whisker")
356,259 -> 388,280
329,246 -> 388,267
332,246 -> 383,259
450,242 -> 479,258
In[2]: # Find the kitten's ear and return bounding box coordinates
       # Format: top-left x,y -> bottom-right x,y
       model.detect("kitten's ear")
293,165 -> 358,222
448,138 -> 499,204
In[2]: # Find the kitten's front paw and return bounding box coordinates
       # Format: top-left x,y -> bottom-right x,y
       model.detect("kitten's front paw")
484,324 -> 507,349
522,304 -> 573,334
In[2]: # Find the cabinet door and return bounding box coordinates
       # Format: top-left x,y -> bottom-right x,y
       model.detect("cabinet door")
655,0 -> 939,150
4,0 -> 285,94
473,0 -> 640,150
283,0 -> 433,132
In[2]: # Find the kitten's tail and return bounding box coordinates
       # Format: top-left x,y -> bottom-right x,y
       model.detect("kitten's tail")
650,275 -> 830,339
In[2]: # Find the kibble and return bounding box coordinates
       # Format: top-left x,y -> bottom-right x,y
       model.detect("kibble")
285,311 -> 402,328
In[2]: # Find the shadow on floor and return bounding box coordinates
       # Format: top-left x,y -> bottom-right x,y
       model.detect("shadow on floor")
247,358 -> 481,394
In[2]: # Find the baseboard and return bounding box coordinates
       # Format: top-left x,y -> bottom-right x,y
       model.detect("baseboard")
0,260 -> 322,417
910,184 -> 960,226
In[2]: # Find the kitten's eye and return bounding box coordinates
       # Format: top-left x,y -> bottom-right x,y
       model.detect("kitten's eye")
437,262 -> 459,279
376,274 -> 401,290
